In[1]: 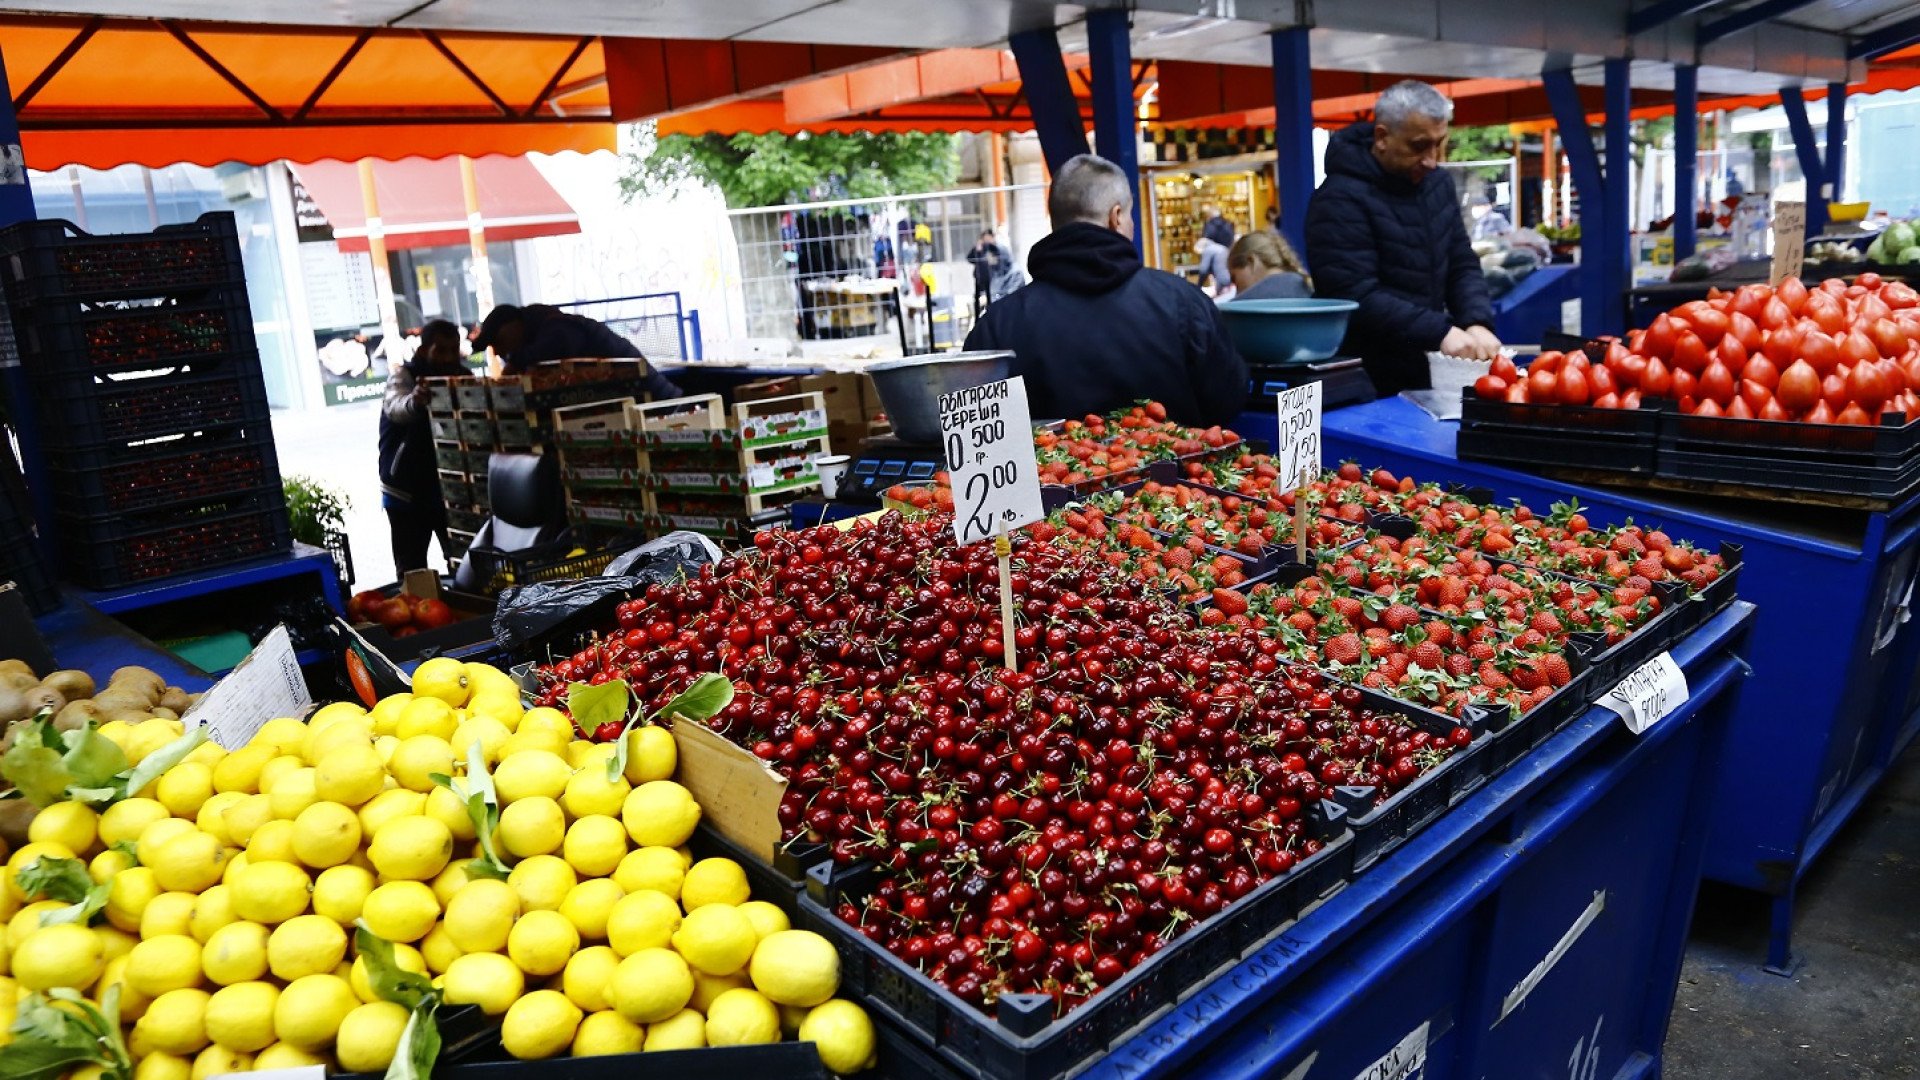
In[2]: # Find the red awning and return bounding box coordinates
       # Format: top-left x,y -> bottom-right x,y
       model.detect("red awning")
290,156 -> 579,253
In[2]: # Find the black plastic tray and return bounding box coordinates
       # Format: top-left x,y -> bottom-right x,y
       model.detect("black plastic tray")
58,491 -> 291,589
1657,446 -> 1920,500
0,212 -> 244,304
336,1039 -> 829,1080
1336,687 -> 1500,872
13,289 -> 255,373
50,439 -> 279,518
1459,389 -> 1662,474
29,353 -> 271,448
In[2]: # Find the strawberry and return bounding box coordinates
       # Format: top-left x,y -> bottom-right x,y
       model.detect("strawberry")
1382,603 -> 1421,632
1437,577 -> 1470,609
1539,654 -> 1573,687
1324,633 -> 1364,665
1530,611 -> 1564,636
1444,653 -> 1475,678
1200,607 -> 1227,626
1211,589 -> 1249,616
1509,661 -> 1547,691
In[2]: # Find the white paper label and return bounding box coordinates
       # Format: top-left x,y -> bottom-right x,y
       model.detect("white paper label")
940,376 -> 1044,545
1352,1021 -> 1428,1080
1600,652 -> 1689,734
1770,201 -> 1805,286
1276,382 -> 1324,492
181,625 -> 312,750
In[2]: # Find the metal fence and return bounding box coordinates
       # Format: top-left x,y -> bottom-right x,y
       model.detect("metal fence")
724,183 -> 1047,349
559,291 -> 698,361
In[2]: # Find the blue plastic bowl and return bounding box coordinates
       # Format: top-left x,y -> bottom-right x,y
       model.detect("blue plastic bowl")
1220,298 -> 1359,364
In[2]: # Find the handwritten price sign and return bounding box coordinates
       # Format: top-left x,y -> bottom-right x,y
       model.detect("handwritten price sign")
1276,382 -> 1323,492
939,376 -> 1044,546
1600,651 -> 1690,734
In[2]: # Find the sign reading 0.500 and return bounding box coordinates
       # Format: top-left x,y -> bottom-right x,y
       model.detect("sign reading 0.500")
937,377 -> 1044,545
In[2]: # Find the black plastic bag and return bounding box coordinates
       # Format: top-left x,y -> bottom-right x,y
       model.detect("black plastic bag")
492,531 -> 720,658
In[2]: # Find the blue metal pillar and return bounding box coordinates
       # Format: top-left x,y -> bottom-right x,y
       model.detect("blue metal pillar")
1826,80 -> 1847,201
1270,26 -> 1314,257
1542,68 -> 1607,333
1779,86 -> 1828,238
0,45 -> 49,569
1008,26 -> 1090,177
1602,58 -> 1631,334
1085,7 -> 1141,245
1673,64 -> 1699,260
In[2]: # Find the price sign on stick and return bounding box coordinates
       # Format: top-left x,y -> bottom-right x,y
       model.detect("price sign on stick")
1276,383 -> 1323,563
1770,201 -> 1806,286
940,376 -> 1044,668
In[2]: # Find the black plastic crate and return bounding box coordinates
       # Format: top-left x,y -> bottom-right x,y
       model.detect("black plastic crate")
1458,389 -> 1661,474
50,439 -> 279,517
799,823 -> 1354,1080
0,212 -> 243,304
335,1036 -> 827,1080
1659,445 -> 1920,500
30,352 -> 270,449
13,289 -> 255,374
1656,408 -> 1920,498
59,488 -> 290,590
460,534 -> 630,596
1341,692 -> 1500,872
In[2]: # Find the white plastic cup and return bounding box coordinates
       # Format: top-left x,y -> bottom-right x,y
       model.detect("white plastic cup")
815,454 -> 852,499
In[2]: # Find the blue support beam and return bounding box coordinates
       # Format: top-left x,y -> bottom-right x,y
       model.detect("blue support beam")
1544,66 -> 1629,334
1826,80 -> 1847,199
1270,26 -> 1314,258
1698,0 -> 1822,45
1848,12 -> 1920,59
1627,0 -> 1730,36
1673,64 -> 1699,260
1779,86 -> 1829,238
1602,59 -> 1631,335
1084,8 -> 1141,246
1007,26 -> 1089,177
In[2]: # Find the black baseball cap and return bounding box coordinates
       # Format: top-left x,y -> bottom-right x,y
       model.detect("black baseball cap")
471,305 -> 523,352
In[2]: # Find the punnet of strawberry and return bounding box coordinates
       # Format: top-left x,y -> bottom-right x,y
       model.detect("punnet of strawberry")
1472,273 -> 1920,424
529,511 -> 1470,1016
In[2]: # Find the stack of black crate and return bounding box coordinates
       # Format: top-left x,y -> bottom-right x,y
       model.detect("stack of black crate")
0,211 -> 290,590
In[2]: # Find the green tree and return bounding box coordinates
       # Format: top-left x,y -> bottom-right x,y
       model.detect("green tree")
620,125 -> 962,208
1447,125 -> 1513,162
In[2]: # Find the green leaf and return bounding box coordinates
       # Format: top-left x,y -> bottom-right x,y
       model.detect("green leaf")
0,989 -> 126,1080
430,745 -> 510,879
353,925 -> 438,1011
58,723 -> 129,792
116,727 -> 207,803
567,680 -> 630,737
0,743 -> 70,809
15,856 -> 108,926
607,673 -> 733,783
387,1003 -> 442,1080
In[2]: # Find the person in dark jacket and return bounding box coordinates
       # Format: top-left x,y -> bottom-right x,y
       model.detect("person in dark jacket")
964,154 -> 1246,426
967,229 -> 1010,316
471,303 -> 683,398
1305,80 -> 1501,394
379,319 -> 468,574
1201,203 -> 1236,249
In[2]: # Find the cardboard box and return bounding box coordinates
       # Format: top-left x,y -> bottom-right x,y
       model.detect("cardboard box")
737,373 -> 877,426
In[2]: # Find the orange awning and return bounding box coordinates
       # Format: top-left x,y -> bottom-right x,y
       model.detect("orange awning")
289,157 -> 579,252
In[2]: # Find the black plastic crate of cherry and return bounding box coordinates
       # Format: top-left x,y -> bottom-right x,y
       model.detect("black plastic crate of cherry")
13,290 -> 257,374
0,212 -> 244,305
30,350 -> 272,449
58,486 -> 290,590
50,435 -> 281,518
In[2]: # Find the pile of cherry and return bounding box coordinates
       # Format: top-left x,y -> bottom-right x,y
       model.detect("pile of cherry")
530,512 -> 1470,1016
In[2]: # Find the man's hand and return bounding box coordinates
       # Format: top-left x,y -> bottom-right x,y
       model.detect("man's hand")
1440,326 -> 1485,359
1466,325 -> 1504,358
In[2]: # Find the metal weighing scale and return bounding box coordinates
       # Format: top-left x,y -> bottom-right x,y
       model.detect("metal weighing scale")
839,436 -> 948,504
1249,357 -> 1376,410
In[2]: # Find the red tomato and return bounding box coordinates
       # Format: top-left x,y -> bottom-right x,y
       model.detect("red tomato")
1857,293 -> 1892,326
1741,355 -> 1780,390
1778,277 -> 1810,315
1715,334 -> 1748,371
1728,311 -> 1764,353
1565,351 -> 1592,373
1617,353 -> 1648,387
1505,381 -> 1530,403
1592,391 -> 1621,409
1760,296 -> 1792,330
1533,350 -> 1565,374
1857,272 -> 1884,290
1558,366 -> 1591,406
1759,397 -> 1791,422
1776,360 -> 1822,412
1801,329 -> 1841,375
1823,371 -> 1851,410
1837,402 -> 1873,426
1902,353 -> 1920,392
1490,354 -> 1520,383
1870,318 -> 1909,360
1763,323 -> 1802,365
1643,315 -> 1677,360
1726,396 -> 1754,419
1851,362 -> 1890,414
1700,360 -> 1736,405
1642,356 -> 1674,397
1730,284 -> 1769,321
1589,363 -> 1617,397
1842,328 -> 1878,369
1473,374 -> 1508,400
1673,331 -> 1710,373
1807,399 -> 1837,424
1740,379 -> 1773,413
1884,282 -> 1919,310
1689,306 -> 1731,346
1528,365 -> 1558,401
1806,292 -> 1847,335
1693,398 -> 1723,417
1621,388 -> 1644,409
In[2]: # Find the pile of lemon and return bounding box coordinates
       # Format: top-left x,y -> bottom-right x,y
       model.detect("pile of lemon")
0,658 -> 876,1078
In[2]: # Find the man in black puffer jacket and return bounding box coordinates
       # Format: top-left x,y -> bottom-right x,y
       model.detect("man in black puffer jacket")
964,154 -> 1246,426
1306,80 -> 1501,394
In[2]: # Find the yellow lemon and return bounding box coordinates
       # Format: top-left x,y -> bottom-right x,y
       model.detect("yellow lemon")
506,909 -> 578,978
748,930 -> 839,1007
622,781 -> 699,848
429,861 -> 471,907
492,751 -> 571,804
498,731 -> 567,761
644,1007 -> 707,1051
561,815 -> 627,878
368,816 -> 452,881
375,735 -> 400,766
680,858 -> 750,911
419,924 -> 462,974
273,973 -> 358,1051
96,923 -> 138,964
690,969 -> 752,1014
566,739 -> 608,771
388,736 -> 453,793
251,718 -> 312,756
190,1045 -> 252,1080
506,855 -> 575,912
737,901 -> 790,942
266,915 -> 347,982
152,831 -> 230,893
515,709 -> 573,747
360,881 -> 439,943
204,981 -> 278,1052
266,767 -> 319,821
104,866 -> 161,933
358,789 -> 427,837
308,701 -> 368,735
132,1054 -> 190,1080
450,716 -> 511,767
28,802 -> 98,854
291,802 -> 362,869
156,763 -> 214,819
195,792 -> 247,846
89,846 -> 135,885
246,819 -> 299,864
211,745 -> 274,795
127,935 -> 204,997
221,795 -> 275,847
613,846 -> 686,900
463,662 -> 519,698
411,657 -> 472,708
134,987 -> 212,1056
570,1009 -> 644,1057
336,1000 -> 410,1073
312,865 -> 375,925
496,798 -> 565,859
442,951 -> 523,1015
253,1042 -> 327,1070
301,713 -> 371,766
673,904 -> 757,977
349,942 -> 424,1004
229,860 -> 311,925
200,921 -> 269,985
444,878 -> 518,954
396,698 -> 457,742
141,891 -> 199,939
257,755 -> 305,794
8,840 -> 76,902
369,694 -> 415,738
606,888 -> 680,957
424,784 -> 478,841
558,878 -> 624,941
184,742 -> 227,769
799,999 -> 877,1074
561,767 -> 629,820
559,945 -> 620,1012
466,694 -> 525,737
8,900 -> 63,951
100,798 -> 171,847
14,923 -> 103,989
187,885 -> 238,943
705,987 -> 779,1047
314,742 -> 387,807
222,851 -> 251,887
610,948 -> 692,1024
501,990 -> 581,1061
623,725 -> 677,784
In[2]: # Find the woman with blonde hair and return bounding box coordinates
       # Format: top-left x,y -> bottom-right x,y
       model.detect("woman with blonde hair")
1227,231 -> 1313,300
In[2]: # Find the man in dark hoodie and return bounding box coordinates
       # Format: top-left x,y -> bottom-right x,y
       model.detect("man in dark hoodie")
472,303 -> 683,398
1305,80 -> 1501,394
964,154 -> 1246,426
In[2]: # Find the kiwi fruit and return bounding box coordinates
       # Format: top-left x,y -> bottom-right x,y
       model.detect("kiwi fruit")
55,699 -> 103,729
148,706 -> 178,721
21,686 -> 64,717
109,666 -> 166,697
0,685 -> 28,725
40,670 -> 94,701
0,672 -> 36,693
0,659 -> 32,678
0,798 -> 37,848
159,687 -> 195,714
92,688 -> 152,713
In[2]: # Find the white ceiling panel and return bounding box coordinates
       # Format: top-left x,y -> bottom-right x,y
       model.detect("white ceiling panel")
0,0 -> 422,23
399,0 -> 824,38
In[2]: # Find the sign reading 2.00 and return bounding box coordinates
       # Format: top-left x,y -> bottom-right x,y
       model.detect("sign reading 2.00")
938,377 -> 1044,545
